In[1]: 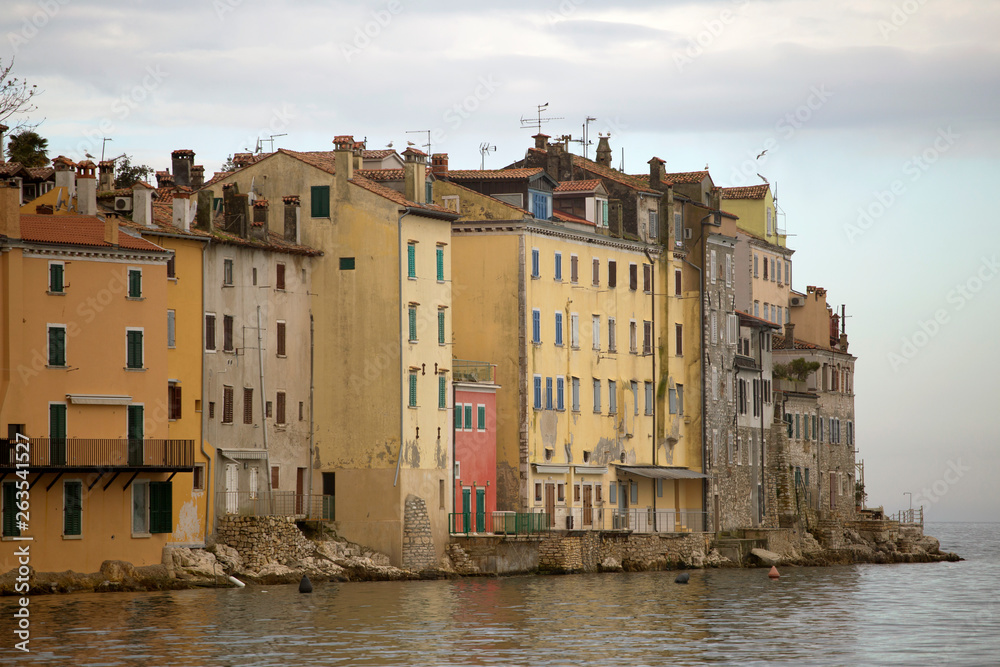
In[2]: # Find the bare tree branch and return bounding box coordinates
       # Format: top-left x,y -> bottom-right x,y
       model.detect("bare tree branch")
0,57 -> 40,132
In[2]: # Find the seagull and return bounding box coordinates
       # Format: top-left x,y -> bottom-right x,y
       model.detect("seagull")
85,152 -> 95,159
386,141 -> 393,148
407,141 -> 416,146
757,173 -> 769,184
756,149 -> 768,160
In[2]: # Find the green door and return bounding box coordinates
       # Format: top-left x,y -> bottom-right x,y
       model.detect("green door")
49,404 -> 67,465
461,487 -> 471,534
475,488 -> 486,533
127,406 -> 144,466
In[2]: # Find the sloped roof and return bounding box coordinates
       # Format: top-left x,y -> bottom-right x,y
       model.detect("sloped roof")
356,168 -> 404,182
567,153 -> 661,194
17,215 -> 168,252
447,167 -> 545,181
553,179 -> 602,193
552,209 -> 595,226
666,171 -> 710,185
720,184 -> 769,199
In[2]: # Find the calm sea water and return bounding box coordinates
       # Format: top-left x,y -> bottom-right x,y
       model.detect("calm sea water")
1,522 -> 997,666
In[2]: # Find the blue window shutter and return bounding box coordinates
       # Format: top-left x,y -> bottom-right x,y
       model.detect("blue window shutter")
531,249 -> 539,277
534,376 -> 542,409
554,253 -> 562,280
557,377 -> 564,410
555,312 -> 563,345
545,377 -> 553,410
532,309 -> 540,343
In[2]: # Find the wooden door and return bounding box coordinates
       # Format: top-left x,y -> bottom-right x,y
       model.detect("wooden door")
830,472 -> 837,510
225,464 -> 238,514
545,483 -> 555,528
476,488 -> 486,533
296,467 -> 305,515
583,485 -> 593,526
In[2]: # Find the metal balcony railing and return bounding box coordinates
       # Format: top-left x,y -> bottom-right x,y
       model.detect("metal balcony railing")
0,438 -> 195,470
449,511 -> 551,536
216,491 -> 335,520
452,360 -> 496,384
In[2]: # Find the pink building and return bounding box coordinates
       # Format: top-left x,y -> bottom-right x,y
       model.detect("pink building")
452,360 -> 499,533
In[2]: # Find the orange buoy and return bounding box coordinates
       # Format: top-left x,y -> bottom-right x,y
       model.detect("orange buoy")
768,566 -> 780,579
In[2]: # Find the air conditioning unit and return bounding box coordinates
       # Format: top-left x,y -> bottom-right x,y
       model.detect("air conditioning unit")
790,296 -> 804,307
115,196 -> 133,211
683,228 -> 693,240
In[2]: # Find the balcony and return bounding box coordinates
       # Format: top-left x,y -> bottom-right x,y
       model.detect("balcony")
452,360 -> 496,384
449,511 -> 551,536
0,438 -> 196,472
216,491 -> 335,521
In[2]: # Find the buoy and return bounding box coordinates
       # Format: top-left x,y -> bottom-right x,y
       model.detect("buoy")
768,566 -> 780,579
675,572 -> 690,584
228,575 -> 246,588
299,575 -> 313,593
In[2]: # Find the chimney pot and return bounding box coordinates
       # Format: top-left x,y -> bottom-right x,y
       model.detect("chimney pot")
431,153 -> 449,176
595,136 -> 612,167
532,133 -> 550,151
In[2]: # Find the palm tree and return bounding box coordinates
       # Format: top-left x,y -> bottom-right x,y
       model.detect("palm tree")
7,130 -> 48,167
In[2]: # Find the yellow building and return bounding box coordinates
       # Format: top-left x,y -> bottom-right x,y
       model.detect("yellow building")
0,183 -> 194,574
719,184 -> 785,247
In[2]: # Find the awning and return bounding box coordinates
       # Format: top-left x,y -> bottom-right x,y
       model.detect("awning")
616,465 -> 708,480
218,449 -> 268,461
66,394 -> 132,405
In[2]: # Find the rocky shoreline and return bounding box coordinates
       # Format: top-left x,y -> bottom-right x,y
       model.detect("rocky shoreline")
0,522 -> 960,596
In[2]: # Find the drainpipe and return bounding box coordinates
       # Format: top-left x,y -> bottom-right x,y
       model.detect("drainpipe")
680,254 -> 705,532
757,326 -> 765,526
394,208 -> 415,487
643,249 -> 656,518
308,312 -> 315,507
201,238 -> 213,540
257,305 -> 271,506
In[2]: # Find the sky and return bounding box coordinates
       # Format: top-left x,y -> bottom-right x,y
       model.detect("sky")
3,0 -> 998,521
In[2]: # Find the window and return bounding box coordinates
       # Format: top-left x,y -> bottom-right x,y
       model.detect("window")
711,311 -> 718,344
311,185 -> 330,217
674,269 -> 682,295
592,258 -> 600,286
608,260 -> 617,288
645,381 -> 653,415
533,375 -> 542,410
464,404 -> 473,430
570,313 -> 579,348
753,254 -> 759,278
556,377 -> 565,411
478,404 -> 486,430
132,480 -> 149,534
710,250 -> 717,284
438,375 -> 447,409
223,259 -> 233,286
555,312 -> 563,346
532,192 -> 549,219
535,483 -> 542,502
593,378 -> 601,413
554,252 -> 562,281
675,323 -> 683,356
531,248 -> 540,278
669,387 -> 677,414
776,258 -> 782,283
648,210 -> 658,239
340,257 -> 356,270
436,246 -> 445,282
243,388 -> 253,424
49,262 -> 64,293
570,255 -> 579,283
299,402 -> 304,421
222,386 -> 233,423
643,264 -> 651,293
64,481 -> 82,536
532,309 -> 541,344
223,315 -> 234,352
407,242 -> 416,279
630,321 -> 638,354
754,301 -> 760,318
592,315 -> 601,350
48,325 -> 66,366
167,255 -> 176,279
455,402 -> 463,429
167,310 -> 176,348
677,384 -> 684,415
674,211 -> 683,245
276,263 -> 286,290
168,384 -> 182,420
608,317 -> 616,352
408,305 -> 418,342
629,263 -> 637,291
643,321 -> 652,356
276,321 -> 286,357
205,314 -> 216,351
276,391 -> 286,424
785,261 -> 791,286
271,466 -> 280,490
126,329 -> 143,369
767,207 -> 773,236
193,464 -> 205,491
133,480 -> 172,535
408,372 -> 417,408
631,381 -> 638,416
572,377 -> 580,412
545,377 -> 553,410
2,481 -> 19,537
128,268 -> 142,298
438,309 -> 446,345
764,257 -> 770,281
725,254 -> 732,287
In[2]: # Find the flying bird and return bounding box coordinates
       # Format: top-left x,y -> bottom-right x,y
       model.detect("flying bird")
756,149 -> 768,160
757,173 -> 769,184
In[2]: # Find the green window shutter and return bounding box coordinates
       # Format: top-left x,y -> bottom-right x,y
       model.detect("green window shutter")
2,483 -> 19,537
408,307 -> 417,341
64,482 -> 82,536
464,404 -> 472,429
438,376 -> 446,409
436,247 -> 444,281
310,186 -> 330,217
50,264 -> 64,292
455,403 -> 463,429
127,330 -> 143,368
477,405 -> 486,430
407,243 -> 416,278
408,373 -> 417,407
438,310 -> 445,344
49,326 -> 66,366
149,481 -> 172,534
128,269 -> 141,298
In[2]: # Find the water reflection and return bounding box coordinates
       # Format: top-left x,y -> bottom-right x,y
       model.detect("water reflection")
2,524 -> 998,666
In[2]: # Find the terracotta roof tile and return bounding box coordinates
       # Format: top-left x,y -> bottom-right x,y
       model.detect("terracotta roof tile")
568,154 -> 661,194
665,171 -> 710,184
720,184 -> 769,199
553,210 -> 595,225
361,149 -> 396,159
350,175 -> 457,217
553,179 -> 602,193
17,215 -> 168,252
447,168 -> 544,181
736,310 -> 781,330
356,168 -> 404,182
435,180 -> 532,217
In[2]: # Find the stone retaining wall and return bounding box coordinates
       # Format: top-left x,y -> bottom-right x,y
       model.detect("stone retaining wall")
216,516 -> 314,571
402,495 -> 436,572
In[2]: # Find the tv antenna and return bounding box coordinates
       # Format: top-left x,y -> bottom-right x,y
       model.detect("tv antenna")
100,138 -> 113,162
520,102 -> 563,133
582,116 -> 596,160
479,142 -> 496,170
406,129 -> 432,156
259,133 -> 287,153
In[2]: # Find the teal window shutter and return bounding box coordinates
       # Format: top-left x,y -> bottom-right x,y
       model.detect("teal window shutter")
48,326 -> 66,366
149,481 -> 172,534
407,243 -> 416,278
464,404 -> 473,428
408,373 -> 417,407
2,483 -> 20,537
310,186 -> 330,217
438,375 -> 446,409
64,482 -> 82,536
50,263 -> 64,292
455,403 -> 463,429
408,306 -> 417,341
477,405 -> 486,430
436,247 -> 444,281
438,310 -> 445,345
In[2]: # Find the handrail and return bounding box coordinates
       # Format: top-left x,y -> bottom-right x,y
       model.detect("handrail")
0,438 -> 195,468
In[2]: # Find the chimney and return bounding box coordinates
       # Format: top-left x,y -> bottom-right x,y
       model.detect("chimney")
132,181 -> 154,227
333,135 -> 354,182
222,184 -> 249,237
608,199 -> 622,237
196,190 -> 214,230
53,156 -> 77,198
190,165 -> 205,189
648,157 -> 666,189
353,140 -> 364,172
172,193 -> 191,231
839,332 -> 849,352
104,218 -> 119,246
282,195 -> 300,244
783,322 -> 795,349
430,153 -> 449,177
171,150 -> 195,188
251,199 -> 269,241
98,160 -> 115,191
595,136 -> 612,167
76,160 -> 98,215
0,181 -> 20,239
0,124 -> 7,164
402,147 -> 427,204
532,133 -> 550,151
155,170 -> 173,189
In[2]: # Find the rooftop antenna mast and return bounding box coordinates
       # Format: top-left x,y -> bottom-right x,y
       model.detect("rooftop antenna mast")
100,138 -> 112,163
406,129 -> 432,156
583,116 -> 596,160
479,142 -> 496,170
840,304 -> 851,335
261,133 -> 287,153
520,102 -> 563,133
